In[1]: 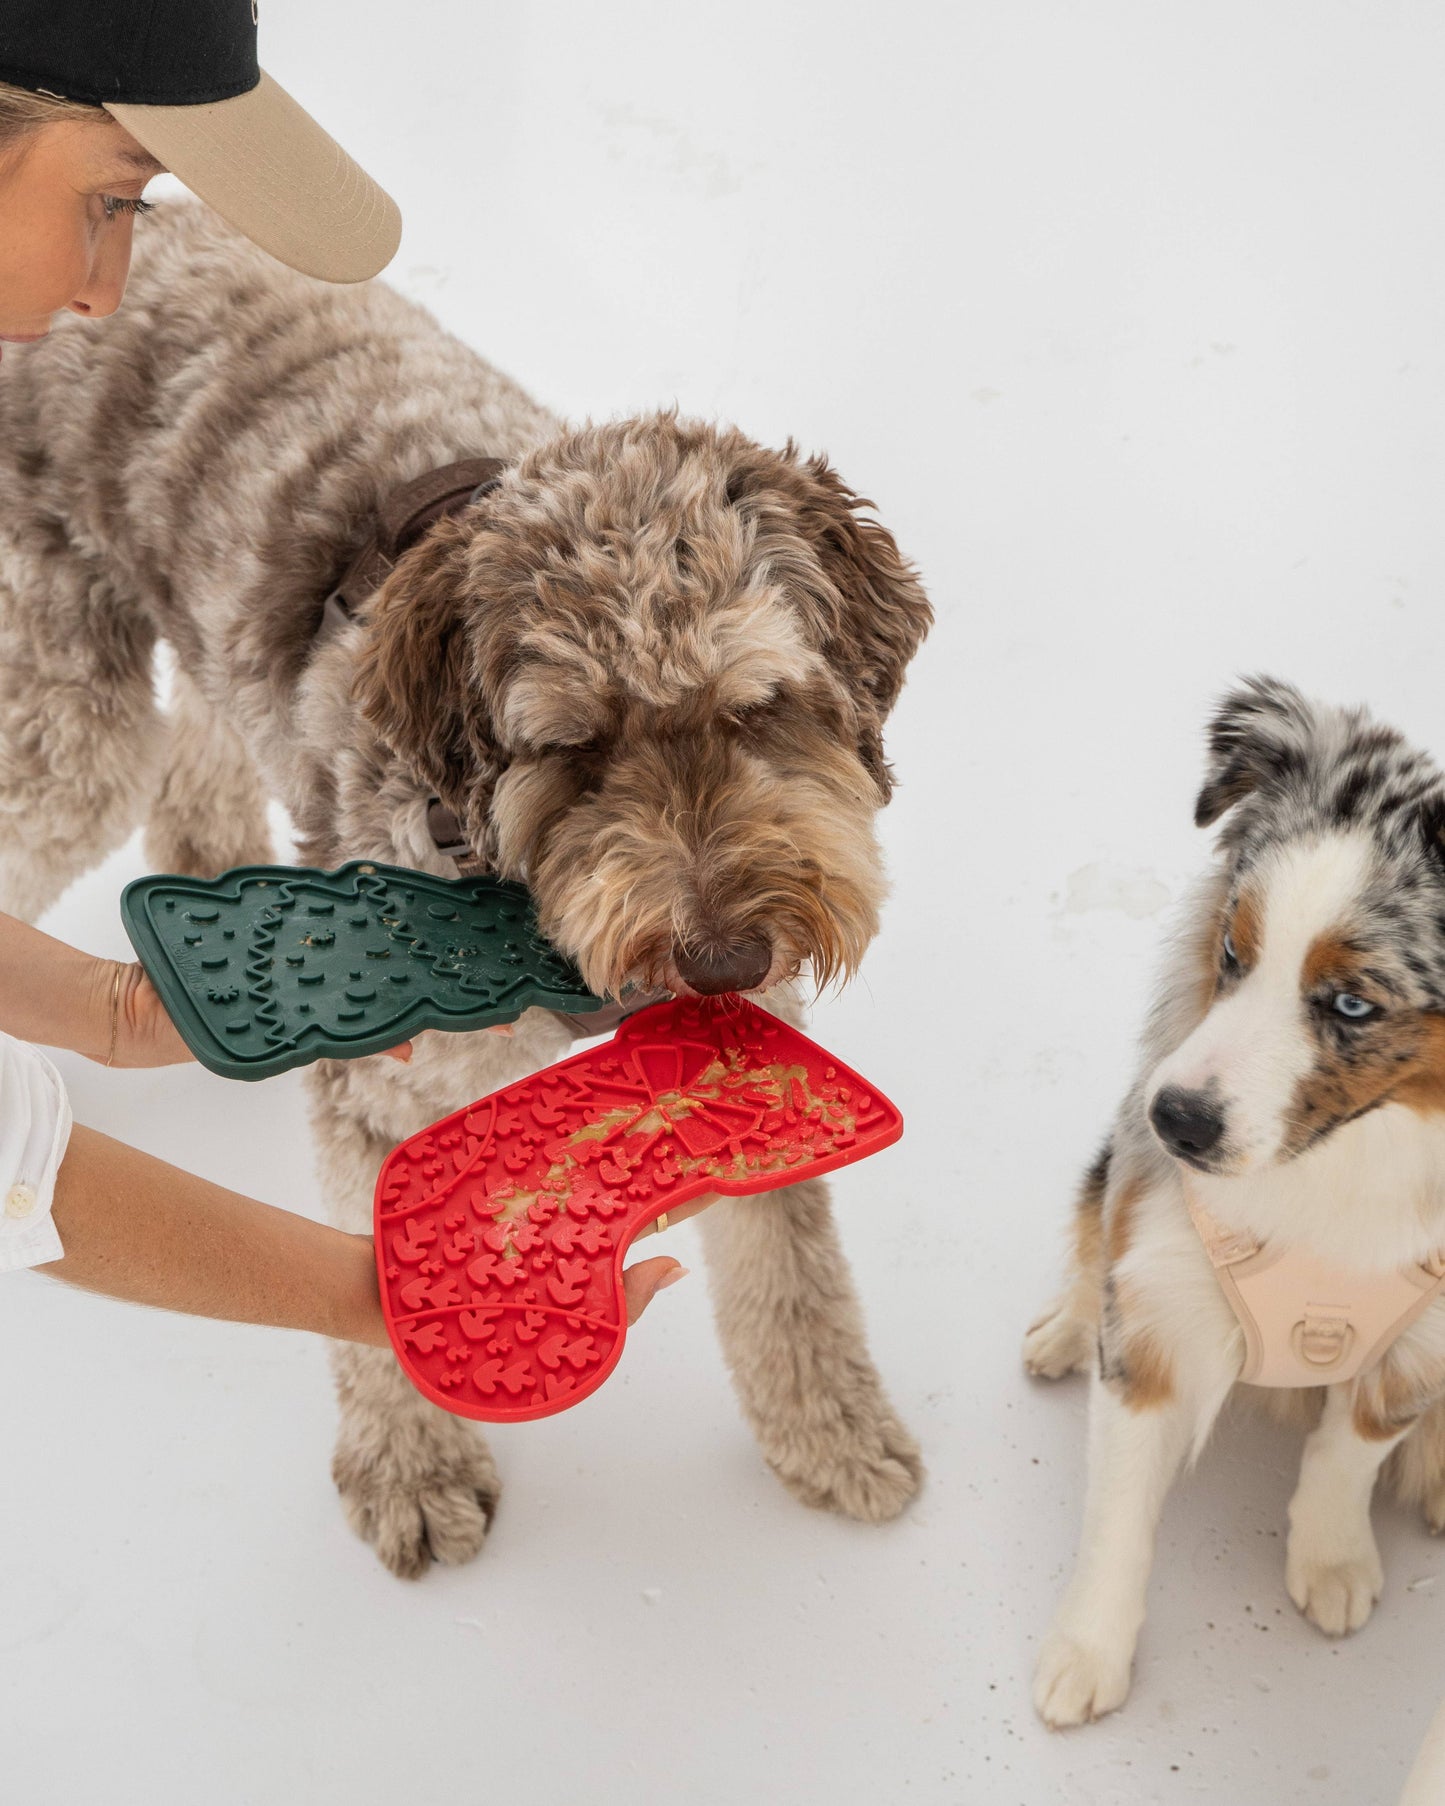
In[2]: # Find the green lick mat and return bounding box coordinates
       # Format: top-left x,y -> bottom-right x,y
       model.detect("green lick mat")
120,861 -> 605,1080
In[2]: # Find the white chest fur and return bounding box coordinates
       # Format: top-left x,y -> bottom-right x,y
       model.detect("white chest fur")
1189,1103 -> 1445,1273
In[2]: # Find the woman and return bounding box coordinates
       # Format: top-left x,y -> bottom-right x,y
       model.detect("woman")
0,0 -> 695,1337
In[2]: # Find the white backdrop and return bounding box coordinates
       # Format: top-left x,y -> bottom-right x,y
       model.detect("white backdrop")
9,3 -> 1445,1800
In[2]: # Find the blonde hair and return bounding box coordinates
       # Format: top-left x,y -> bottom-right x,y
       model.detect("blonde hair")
0,80 -> 106,152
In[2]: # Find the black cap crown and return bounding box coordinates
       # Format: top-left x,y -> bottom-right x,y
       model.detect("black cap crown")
0,0 -> 260,109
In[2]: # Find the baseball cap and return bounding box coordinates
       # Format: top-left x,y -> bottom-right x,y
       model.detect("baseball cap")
0,0 -> 401,283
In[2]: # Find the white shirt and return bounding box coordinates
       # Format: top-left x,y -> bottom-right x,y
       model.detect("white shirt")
0,1030 -> 70,1271
1401,1692 -> 1445,1803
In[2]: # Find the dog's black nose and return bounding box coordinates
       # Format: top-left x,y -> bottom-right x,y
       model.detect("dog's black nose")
1149,1086 -> 1226,1161
674,936 -> 772,996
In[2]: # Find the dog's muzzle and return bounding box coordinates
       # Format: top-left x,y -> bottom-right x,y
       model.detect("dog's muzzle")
1149,1085 -> 1227,1165
673,935 -> 772,996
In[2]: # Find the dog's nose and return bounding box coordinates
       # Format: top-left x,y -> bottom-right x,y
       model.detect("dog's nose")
1149,1086 -> 1226,1162
674,936 -> 772,995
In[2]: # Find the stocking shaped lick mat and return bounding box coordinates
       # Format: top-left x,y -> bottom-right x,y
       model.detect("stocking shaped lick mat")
375,996 -> 903,1421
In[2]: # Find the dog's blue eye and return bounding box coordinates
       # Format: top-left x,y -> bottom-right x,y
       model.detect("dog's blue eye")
1332,993 -> 1376,1020
1223,933 -> 1238,964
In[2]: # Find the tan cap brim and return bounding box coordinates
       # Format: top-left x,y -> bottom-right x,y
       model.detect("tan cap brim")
105,70 -> 401,284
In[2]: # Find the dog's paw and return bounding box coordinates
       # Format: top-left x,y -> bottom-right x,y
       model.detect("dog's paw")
1022,1299 -> 1093,1380
764,1405 -> 924,1524
1286,1538 -> 1383,1637
332,1431 -> 501,1581
1032,1628 -> 1133,1728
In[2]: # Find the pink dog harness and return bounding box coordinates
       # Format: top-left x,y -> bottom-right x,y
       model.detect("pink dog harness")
1184,1183 -> 1445,1387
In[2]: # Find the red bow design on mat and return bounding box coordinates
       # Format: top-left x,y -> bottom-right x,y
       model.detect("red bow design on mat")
597,1040 -> 767,1158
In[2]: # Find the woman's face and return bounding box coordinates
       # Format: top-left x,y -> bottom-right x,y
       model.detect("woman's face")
0,116 -> 163,352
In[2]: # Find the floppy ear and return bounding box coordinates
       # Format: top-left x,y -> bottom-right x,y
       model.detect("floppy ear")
1194,675 -> 1317,827
793,454 -> 933,801
351,518 -> 507,831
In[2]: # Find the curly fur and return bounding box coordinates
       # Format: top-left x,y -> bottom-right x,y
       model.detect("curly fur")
0,202 -> 928,1575
351,412 -> 930,996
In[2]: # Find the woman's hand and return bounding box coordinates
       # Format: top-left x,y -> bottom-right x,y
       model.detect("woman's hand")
101,958 -> 420,1068
622,1256 -> 689,1322
106,959 -> 201,1066
102,959 -> 521,1068
620,1193 -> 716,1324
0,911 -> 509,1069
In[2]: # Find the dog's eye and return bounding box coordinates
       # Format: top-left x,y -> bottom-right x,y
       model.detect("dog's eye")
1332,992 -> 1377,1021
1222,932 -> 1239,965
727,694 -> 781,730
534,735 -> 603,758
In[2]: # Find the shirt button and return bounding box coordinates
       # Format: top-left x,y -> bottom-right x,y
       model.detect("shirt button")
5,1183 -> 37,1219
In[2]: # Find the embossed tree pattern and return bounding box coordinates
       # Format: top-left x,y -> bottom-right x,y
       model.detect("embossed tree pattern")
375,995 -> 904,1421
121,861 -> 601,1078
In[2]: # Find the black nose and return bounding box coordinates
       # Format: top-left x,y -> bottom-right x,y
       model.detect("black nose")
674,935 -> 772,996
1149,1086 -> 1226,1161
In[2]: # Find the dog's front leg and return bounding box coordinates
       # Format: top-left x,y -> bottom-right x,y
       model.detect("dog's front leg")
307,1064 -> 502,1580
1034,1372 -> 1201,1728
696,1176 -> 923,1522
1286,1382 -> 1409,1636
328,1338 -> 501,1580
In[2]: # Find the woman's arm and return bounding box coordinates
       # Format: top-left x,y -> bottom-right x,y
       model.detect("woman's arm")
42,1123 -> 389,1342
0,908 -> 416,1065
38,1124 -> 696,1339
2,914 -> 698,1336
0,910 -> 135,1062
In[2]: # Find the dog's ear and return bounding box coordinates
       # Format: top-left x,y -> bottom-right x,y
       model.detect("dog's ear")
352,519 -> 506,825
787,453 -> 933,801
1415,793 -> 1445,880
1419,796 -> 1445,862
1194,676 -> 1317,827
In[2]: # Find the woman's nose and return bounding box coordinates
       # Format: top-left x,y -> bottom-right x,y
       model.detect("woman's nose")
66,228 -> 134,320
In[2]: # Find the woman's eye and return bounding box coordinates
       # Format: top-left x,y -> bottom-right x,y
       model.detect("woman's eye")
1332,992 -> 1377,1021
101,196 -> 155,223
1222,932 -> 1239,964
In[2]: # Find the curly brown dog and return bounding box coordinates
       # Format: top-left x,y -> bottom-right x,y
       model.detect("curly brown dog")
0,202 -> 931,1577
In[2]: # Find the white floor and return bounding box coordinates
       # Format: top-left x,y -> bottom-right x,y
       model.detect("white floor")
10,4 -> 1445,1801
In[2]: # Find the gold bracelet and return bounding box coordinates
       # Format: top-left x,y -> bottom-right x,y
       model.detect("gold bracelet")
105,959 -> 124,1068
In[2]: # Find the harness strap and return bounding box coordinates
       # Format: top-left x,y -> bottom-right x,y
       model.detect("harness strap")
1183,1189 -> 1262,1267
424,798 -> 487,880
323,456 -> 506,629
1182,1177 -> 1445,1387
317,457 -> 505,876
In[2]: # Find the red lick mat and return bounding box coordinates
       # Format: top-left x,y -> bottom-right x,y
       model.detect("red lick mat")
374,996 -> 903,1421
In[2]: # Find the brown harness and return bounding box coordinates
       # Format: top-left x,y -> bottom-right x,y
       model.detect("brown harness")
319,457 -> 504,879
317,456 -> 660,1037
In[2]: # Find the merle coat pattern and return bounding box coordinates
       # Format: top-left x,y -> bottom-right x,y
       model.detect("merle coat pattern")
1026,678 -> 1445,1726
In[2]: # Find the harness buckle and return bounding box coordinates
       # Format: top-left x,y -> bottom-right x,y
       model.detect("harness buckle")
319,589 -> 354,637
1290,1312 -> 1355,1372
425,797 -> 472,859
